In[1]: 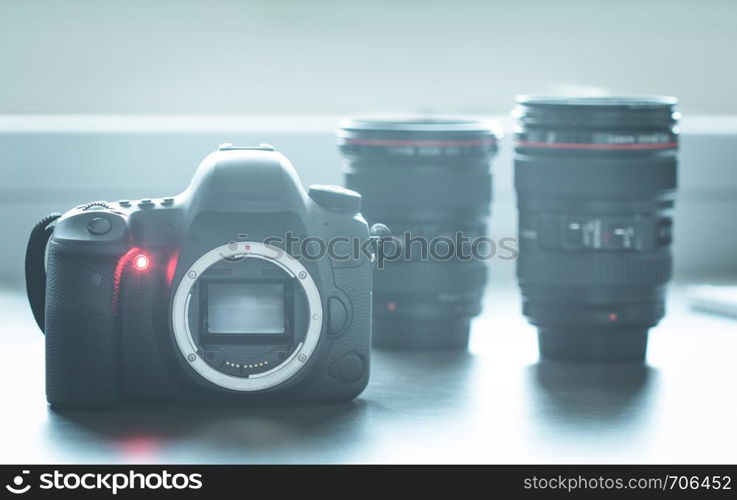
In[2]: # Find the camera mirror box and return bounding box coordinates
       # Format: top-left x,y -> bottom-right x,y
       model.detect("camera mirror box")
206,283 -> 286,335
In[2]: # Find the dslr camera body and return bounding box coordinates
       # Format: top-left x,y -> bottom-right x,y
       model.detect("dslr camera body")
41,145 -> 374,408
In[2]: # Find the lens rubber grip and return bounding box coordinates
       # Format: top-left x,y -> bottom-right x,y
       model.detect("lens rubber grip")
517,251 -> 672,287
515,155 -> 677,195
346,168 -> 491,211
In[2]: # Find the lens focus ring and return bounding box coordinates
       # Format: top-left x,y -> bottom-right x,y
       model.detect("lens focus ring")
346,168 -> 492,213
515,155 -> 677,195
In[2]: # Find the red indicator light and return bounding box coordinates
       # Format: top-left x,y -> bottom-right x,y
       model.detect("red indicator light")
166,252 -> 179,284
133,254 -> 150,271
387,301 -> 397,312
608,312 -> 618,323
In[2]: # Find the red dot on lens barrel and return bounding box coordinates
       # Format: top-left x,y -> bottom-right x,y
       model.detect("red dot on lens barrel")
387,301 -> 397,312
608,312 -> 618,322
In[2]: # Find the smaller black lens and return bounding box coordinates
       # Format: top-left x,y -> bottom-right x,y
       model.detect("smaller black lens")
513,95 -> 679,362
338,117 -> 500,350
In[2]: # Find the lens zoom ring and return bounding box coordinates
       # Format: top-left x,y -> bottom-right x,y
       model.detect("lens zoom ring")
515,157 -> 676,194
518,251 -> 672,287
346,169 -> 491,209
375,260 -> 487,293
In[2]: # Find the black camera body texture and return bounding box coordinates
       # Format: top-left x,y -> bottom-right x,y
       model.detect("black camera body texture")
45,145 -> 372,408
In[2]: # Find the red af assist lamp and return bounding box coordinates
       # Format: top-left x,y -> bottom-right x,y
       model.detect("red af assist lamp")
133,253 -> 150,271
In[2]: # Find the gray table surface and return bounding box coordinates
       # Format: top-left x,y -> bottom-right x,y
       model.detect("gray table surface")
1,279 -> 735,464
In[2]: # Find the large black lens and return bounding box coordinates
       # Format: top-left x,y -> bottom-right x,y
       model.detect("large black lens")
338,117 -> 500,349
513,96 -> 679,362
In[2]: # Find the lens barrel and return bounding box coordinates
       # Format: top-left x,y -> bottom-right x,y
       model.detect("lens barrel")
338,117 -> 500,349
513,96 -> 679,362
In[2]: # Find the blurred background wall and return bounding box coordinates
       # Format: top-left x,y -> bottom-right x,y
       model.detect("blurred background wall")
0,0 -> 736,284
1,0 -> 736,115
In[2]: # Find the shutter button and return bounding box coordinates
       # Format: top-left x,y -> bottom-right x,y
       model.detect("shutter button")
87,217 -> 112,235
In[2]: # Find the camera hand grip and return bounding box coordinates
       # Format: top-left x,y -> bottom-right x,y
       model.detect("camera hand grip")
45,242 -> 125,408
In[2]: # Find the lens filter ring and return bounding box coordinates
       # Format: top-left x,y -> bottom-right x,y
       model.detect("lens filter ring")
337,116 -> 501,158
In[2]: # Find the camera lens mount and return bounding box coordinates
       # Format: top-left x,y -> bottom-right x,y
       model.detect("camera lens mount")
171,242 -> 323,392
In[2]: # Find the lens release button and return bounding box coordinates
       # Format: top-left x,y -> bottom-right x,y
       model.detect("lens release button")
87,217 -> 112,235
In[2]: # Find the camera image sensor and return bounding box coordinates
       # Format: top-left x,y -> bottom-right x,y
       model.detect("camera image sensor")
513,95 -> 679,362
206,283 -> 286,335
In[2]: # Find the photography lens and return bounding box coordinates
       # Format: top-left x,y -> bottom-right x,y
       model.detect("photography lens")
513,96 -> 679,362
338,117 -> 500,349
